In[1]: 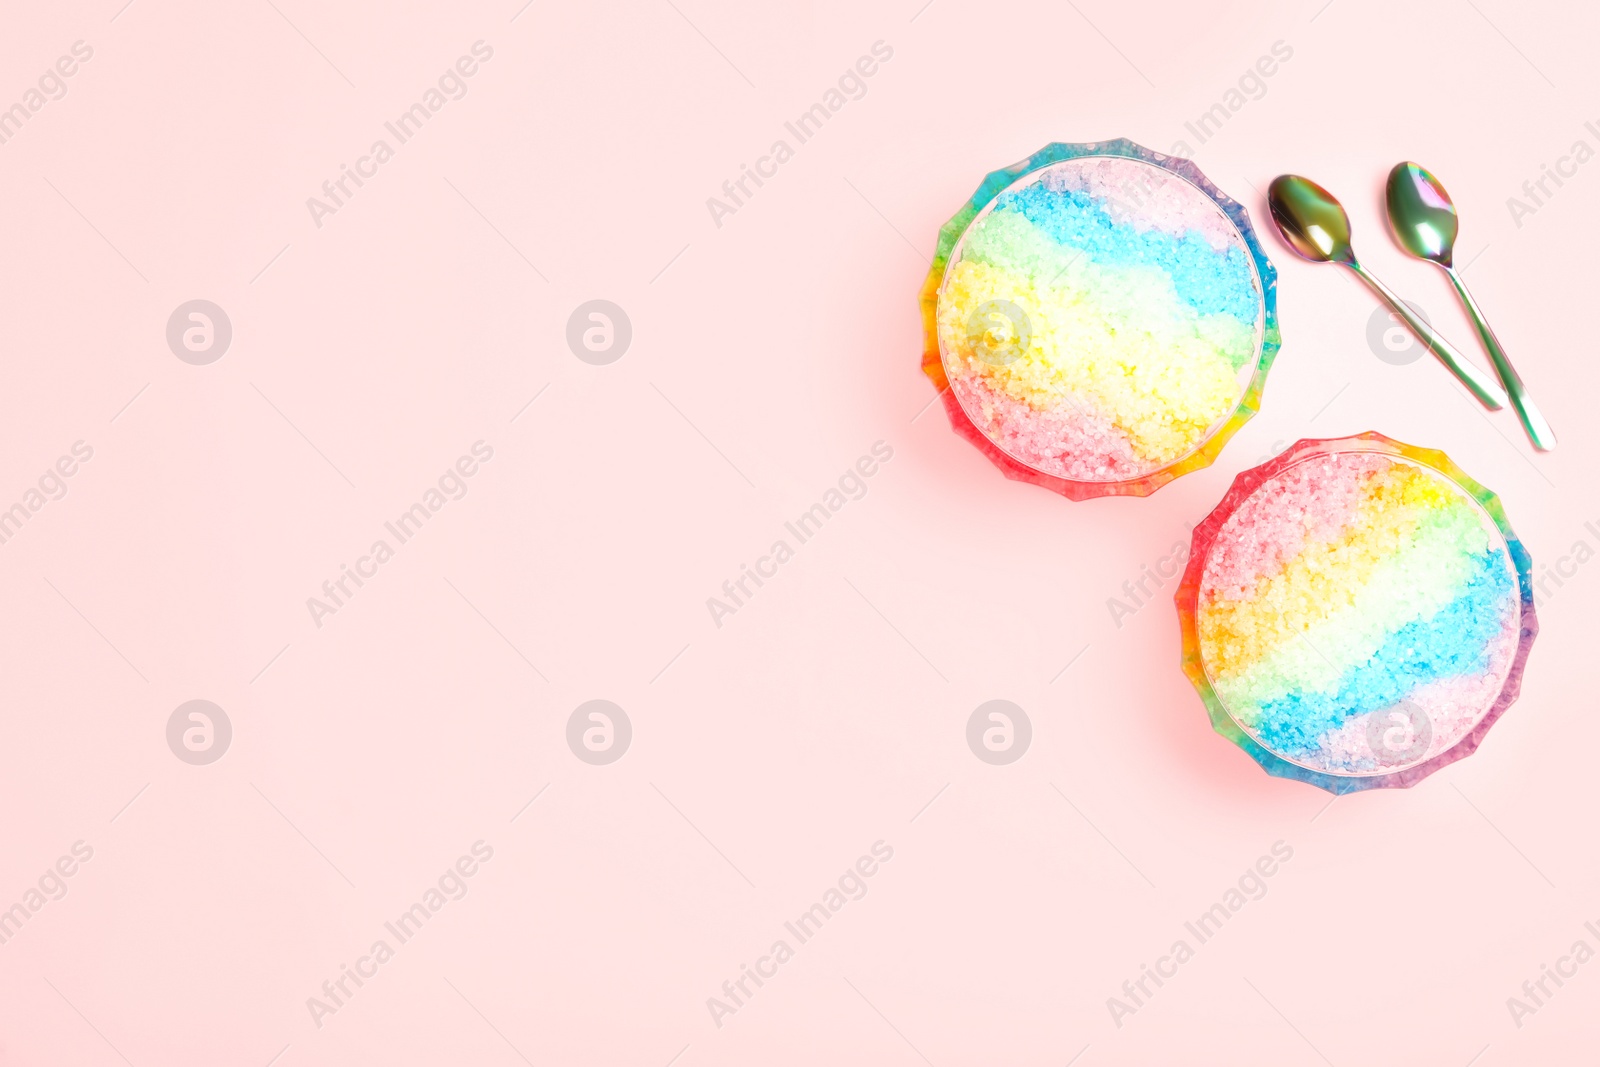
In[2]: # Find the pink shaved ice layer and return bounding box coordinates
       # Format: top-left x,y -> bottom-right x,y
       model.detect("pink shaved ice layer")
1199,452 -> 1389,601
949,371 -> 1140,481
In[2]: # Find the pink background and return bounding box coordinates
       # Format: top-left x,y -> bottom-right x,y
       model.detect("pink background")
2,0 -> 1597,1063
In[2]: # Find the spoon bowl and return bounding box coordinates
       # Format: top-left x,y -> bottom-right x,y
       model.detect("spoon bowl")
1385,162 -> 1459,267
1267,176 -> 1355,264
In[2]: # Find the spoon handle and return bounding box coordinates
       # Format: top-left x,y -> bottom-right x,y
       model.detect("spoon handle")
1345,261 -> 1508,411
1443,267 -> 1557,452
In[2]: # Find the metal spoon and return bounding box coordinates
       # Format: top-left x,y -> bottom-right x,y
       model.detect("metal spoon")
1266,175 -> 1508,411
1386,162 -> 1556,451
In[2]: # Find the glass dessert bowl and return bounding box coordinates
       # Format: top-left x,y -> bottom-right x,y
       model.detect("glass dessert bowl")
922,139 -> 1281,499
1176,433 -> 1538,792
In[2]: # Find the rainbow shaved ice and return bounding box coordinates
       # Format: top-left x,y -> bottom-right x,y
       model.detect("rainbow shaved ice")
1180,437 -> 1536,791
934,153 -> 1267,485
